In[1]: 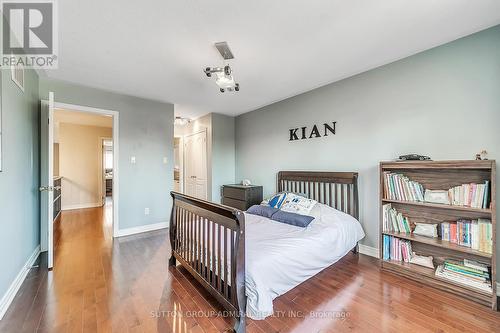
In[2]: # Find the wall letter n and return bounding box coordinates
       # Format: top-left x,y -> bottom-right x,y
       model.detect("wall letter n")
324,122 -> 336,136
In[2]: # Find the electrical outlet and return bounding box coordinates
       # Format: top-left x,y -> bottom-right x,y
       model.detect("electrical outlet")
144,208 -> 150,215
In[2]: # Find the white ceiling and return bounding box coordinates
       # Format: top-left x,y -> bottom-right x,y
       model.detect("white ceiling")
44,0 -> 500,118
54,109 -> 113,128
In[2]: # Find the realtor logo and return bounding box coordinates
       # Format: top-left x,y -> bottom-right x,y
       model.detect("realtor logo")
1,0 -> 58,68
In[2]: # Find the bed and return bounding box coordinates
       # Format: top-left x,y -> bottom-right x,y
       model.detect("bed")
168,171 -> 364,333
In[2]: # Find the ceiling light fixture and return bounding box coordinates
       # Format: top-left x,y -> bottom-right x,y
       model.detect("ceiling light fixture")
174,116 -> 190,126
204,42 -> 240,93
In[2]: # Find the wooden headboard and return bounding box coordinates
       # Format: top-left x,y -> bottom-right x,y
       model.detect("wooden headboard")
277,171 -> 359,219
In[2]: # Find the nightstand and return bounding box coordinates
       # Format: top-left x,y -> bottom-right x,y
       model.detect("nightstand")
221,184 -> 263,211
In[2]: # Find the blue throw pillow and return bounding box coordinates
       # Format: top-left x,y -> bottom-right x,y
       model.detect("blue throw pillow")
271,210 -> 314,228
246,205 -> 279,218
266,192 -> 289,208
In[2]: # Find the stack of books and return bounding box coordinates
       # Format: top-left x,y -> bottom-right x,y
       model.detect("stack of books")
435,259 -> 492,293
383,172 -> 425,202
383,235 -> 412,262
448,181 -> 490,209
382,204 -> 411,233
440,219 -> 493,253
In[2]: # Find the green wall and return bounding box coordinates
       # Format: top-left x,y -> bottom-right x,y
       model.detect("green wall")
211,113 -> 235,203
0,67 -> 40,302
235,25 -> 500,282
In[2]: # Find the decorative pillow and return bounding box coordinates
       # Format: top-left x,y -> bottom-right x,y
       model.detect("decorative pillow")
262,192 -> 317,215
280,194 -> 317,216
271,210 -> 315,228
246,205 -> 279,218
263,192 -> 289,209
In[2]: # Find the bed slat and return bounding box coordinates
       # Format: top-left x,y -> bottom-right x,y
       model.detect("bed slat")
277,171 -> 359,219
224,226 -> 229,299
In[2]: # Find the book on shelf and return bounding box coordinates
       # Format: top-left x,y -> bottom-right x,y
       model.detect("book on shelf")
382,204 -> 411,234
448,181 -> 490,209
435,259 -> 492,293
383,235 -> 412,262
383,172 -> 425,202
440,219 -> 492,254
463,259 -> 489,272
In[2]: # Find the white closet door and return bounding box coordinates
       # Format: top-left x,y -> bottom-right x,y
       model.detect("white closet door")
184,130 -> 207,200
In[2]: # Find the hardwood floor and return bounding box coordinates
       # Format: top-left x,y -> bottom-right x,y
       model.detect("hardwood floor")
1,204 -> 499,333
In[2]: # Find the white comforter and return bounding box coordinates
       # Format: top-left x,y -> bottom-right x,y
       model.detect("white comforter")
244,203 -> 365,319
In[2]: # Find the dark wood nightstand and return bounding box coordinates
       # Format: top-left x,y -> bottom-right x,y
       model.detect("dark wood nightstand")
221,184 -> 263,211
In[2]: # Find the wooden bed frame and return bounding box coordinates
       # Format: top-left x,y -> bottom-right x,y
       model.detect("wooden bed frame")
169,171 -> 359,333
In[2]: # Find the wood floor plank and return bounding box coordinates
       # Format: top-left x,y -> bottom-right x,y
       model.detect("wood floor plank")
0,202 -> 498,333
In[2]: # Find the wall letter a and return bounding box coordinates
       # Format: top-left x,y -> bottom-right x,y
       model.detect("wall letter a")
309,125 -> 321,138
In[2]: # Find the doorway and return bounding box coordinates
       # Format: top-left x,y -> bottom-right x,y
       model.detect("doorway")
101,138 -> 113,205
40,95 -> 120,269
183,130 -> 208,200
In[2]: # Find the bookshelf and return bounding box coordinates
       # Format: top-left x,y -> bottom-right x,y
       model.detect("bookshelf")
379,160 -> 497,310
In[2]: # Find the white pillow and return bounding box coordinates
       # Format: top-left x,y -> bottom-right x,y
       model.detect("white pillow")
280,193 -> 317,215
262,192 -> 317,215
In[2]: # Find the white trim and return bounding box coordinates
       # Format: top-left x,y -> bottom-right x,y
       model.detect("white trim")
116,222 -> 168,238
47,93 -> 54,268
358,244 -> 379,258
174,135 -> 184,193
99,136 -> 113,206
497,282 -> 500,296
0,245 -> 40,320
51,101 -> 120,238
62,202 -> 103,211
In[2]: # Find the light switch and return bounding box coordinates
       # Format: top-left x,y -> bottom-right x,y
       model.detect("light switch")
131,156 -> 136,164
163,157 -> 168,164
144,207 -> 150,215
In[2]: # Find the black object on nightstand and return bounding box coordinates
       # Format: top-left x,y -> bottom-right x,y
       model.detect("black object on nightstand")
221,184 -> 263,211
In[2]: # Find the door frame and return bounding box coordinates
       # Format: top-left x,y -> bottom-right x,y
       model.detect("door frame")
183,129 -> 208,200
99,136 -> 113,205
43,101 -> 120,238
174,135 -> 184,193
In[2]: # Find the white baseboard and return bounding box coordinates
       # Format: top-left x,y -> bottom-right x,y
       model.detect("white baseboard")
0,245 -> 40,320
115,222 -> 168,238
358,244 -> 380,259
62,202 -> 103,211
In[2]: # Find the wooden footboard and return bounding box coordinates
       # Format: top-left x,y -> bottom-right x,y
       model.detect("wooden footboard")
169,192 -> 246,333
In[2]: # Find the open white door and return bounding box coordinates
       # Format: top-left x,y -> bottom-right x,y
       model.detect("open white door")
40,92 -> 55,269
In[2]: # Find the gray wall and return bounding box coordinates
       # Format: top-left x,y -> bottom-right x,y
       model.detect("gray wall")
236,25 -> 500,276
211,113 -> 235,203
39,78 -> 174,230
0,68 -> 40,300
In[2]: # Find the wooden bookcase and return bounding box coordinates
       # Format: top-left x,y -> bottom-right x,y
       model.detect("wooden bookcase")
379,160 -> 497,310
